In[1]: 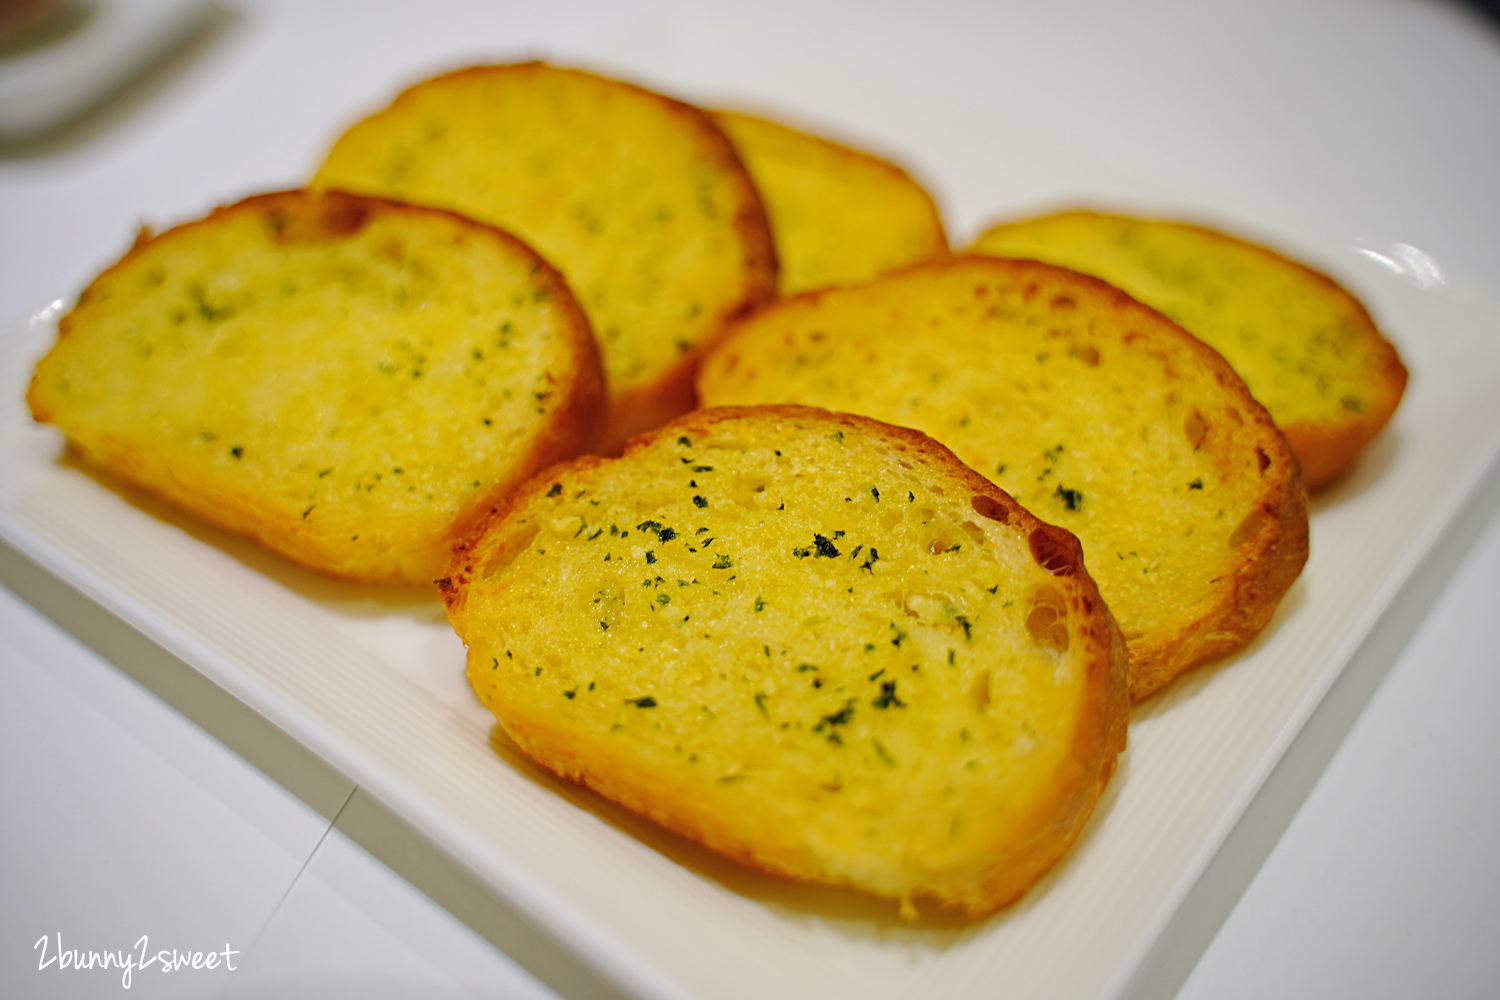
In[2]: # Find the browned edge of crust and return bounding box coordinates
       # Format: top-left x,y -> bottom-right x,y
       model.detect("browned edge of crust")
321,61 -> 780,452
594,274 -> 767,456
697,256 -> 1310,700
436,193 -> 607,568
29,188 -> 607,587
1124,450 -> 1310,701
441,403 -> 1129,915
978,256 -> 1310,699
967,256 -> 1310,700
968,207 -> 1409,492
954,254 -> 1308,701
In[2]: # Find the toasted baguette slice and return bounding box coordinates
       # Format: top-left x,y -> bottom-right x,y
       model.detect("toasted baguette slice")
969,210 -> 1407,491
27,190 -> 604,585
442,406 -> 1127,916
698,258 -> 1308,699
314,62 -> 777,450
709,109 -> 949,294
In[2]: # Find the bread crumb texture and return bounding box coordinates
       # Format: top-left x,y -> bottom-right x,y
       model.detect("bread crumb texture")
314,62 -> 776,447
969,210 -> 1407,491
444,406 -> 1127,916
698,257 -> 1308,699
27,190 -> 603,584
710,109 -> 948,294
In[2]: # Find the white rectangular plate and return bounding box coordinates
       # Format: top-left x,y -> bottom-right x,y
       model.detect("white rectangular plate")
5,16 -> 1500,1000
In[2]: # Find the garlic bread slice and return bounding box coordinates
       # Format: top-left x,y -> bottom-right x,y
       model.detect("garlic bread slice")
970,210 -> 1406,491
443,405 -> 1127,916
710,109 -> 948,294
28,189 -> 603,584
315,63 -> 777,450
698,257 -> 1308,699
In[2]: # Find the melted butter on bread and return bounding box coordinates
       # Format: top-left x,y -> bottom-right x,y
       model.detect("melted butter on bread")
443,406 -> 1127,917
28,189 -> 603,584
698,257 -> 1308,699
315,62 -> 777,451
970,210 -> 1406,491
710,109 -> 948,294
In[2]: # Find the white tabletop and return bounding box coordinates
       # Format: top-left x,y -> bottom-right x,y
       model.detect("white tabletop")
3,2 -> 1498,998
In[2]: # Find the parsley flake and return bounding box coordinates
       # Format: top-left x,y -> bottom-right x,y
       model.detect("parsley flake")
871,680 -> 905,709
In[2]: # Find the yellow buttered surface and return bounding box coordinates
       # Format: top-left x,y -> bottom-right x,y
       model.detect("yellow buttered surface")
28,190 -> 602,584
443,406 -> 1126,916
970,210 -> 1406,490
315,63 -> 777,448
711,110 -> 948,294
698,258 -> 1308,699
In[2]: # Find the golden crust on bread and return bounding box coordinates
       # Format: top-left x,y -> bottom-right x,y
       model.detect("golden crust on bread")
709,109 -> 949,294
313,62 -> 778,451
697,257 -> 1308,699
27,189 -> 604,585
969,210 -> 1407,491
442,405 -> 1127,916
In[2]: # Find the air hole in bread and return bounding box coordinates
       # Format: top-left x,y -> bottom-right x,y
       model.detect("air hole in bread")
1229,506 -> 1269,548
548,515 -> 583,538
1256,446 -> 1271,473
970,494 -> 1010,524
268,197 -> 370,244
705,437 -> 754,453
320,201 -> 371,236
960,520 -> 986,546
904,590 -> 947,621
1026,586 -> 1070,655
972,669 -> 991,710
482,522 -> 539,579
733,472 -> 771,508
1184,411 -> 1207,449
1029,524 -> 1077,576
